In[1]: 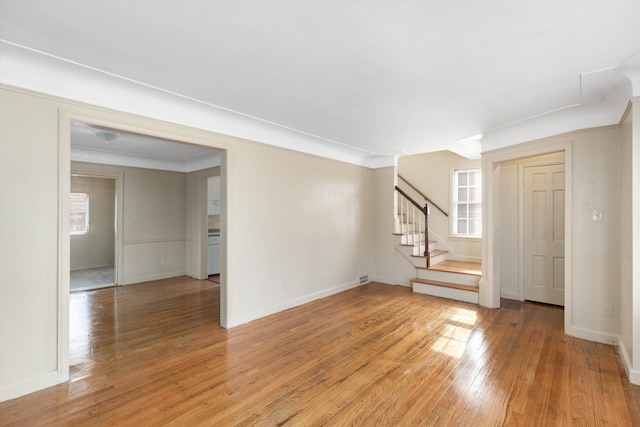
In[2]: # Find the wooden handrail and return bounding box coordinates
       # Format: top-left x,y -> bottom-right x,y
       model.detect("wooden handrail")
395,186 -> 424,213
395,186 -> 430,264
397,174 -> 448,217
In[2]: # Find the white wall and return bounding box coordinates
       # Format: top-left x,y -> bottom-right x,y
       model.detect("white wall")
484,126 -> 623,341
72,161 -> 187,286
620,103 -> 633,370
633,99 -> 640,382
620,98 -> 640,384
397,150 -> 481,261
571,127 -> 621,338
0,85 -> 376,400
0,88 -> 60,400
70,176 -> 115,270
225,140 -> 374,325
372,166 -> 397,284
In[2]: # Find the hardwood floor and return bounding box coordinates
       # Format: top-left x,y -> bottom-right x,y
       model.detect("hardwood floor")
1,278 -> 638,426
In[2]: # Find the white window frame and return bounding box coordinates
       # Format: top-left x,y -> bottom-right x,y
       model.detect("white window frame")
70,192 -> 90,235
452,168 -> 482,238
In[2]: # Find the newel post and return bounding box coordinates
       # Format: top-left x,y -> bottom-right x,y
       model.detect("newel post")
424,203 -> 430,266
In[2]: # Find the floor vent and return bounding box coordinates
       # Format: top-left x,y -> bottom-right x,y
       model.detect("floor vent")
359,275 -> 369,285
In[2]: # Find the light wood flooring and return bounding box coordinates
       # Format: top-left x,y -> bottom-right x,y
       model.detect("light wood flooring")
1,277 -> 638,426
427,260 -> 482,276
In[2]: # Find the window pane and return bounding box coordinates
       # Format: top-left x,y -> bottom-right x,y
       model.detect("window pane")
70,193 -> 89,235
457,203 -> 468,219
469,220 -> 482,235
469,187 -> 481,202
457,187 -> 467,202
458,171 -> 468,186
453,168 -> 482,237
469,203 -> 481,219
469,171 -> 481,185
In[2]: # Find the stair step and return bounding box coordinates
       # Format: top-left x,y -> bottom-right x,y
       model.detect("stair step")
411,249 -> 447,258
415,266 -> 481,287
412,278 -> 479,304
411,278 -> 478,292
419,260 -> 482,276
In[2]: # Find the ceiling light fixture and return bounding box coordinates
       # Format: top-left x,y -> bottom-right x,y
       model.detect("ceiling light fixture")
95,130 -> 120,143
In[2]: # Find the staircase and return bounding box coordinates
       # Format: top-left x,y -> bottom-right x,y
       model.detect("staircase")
395,182 -> 481,304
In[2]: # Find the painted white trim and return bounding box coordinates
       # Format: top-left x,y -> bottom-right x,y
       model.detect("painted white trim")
618,337 -> 640,385
412,282 -> 479,304
481,138 -> 572,326
227,280 -> 360,328
120,271 -> 186,286
0,371 -> 59,403
55,102 -> 237,393
371,276 -> 397,285
69,165 -> 124,287
0,42 -> 378,168
70,147 -> 221,173
566,326 -> 618,346
57,113 -> 71,386
500,292 -> 522,301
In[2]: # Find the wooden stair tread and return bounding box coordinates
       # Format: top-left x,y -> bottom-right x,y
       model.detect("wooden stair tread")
411,278 -> 479,292
418,260 -> 482,276
411,249 -> 448,258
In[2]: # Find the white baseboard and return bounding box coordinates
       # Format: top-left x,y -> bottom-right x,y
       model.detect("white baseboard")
120,270 -> 185,286
617,337 -> 640,386
227,280 -> 360,328
566,326 -> 618,346
500,292 -> 522,301
371,276 -> 396,285
0,371 -> 60,403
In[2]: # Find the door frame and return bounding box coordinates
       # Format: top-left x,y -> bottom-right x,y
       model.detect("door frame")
58,107 -> 232,383
481,138 -> 572,333
69,171 -> 123,287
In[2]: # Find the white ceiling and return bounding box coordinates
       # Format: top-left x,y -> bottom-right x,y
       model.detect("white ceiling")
1,1 -> 640,164
71,123 -> 220,172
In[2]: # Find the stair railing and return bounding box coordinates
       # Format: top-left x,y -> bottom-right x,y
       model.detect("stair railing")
395,186 -> 432,267
398,174 -> 448,217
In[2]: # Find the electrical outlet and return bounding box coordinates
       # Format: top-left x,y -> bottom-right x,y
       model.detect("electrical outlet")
160,257 -> 166,265
283,280 -> 289,289
602,304 -> 613,317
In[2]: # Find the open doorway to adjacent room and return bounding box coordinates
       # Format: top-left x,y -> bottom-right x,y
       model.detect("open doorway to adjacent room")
69,174 -> 116,292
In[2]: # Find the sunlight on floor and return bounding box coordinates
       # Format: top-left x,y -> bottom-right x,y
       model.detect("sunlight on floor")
432,307 -> 479,359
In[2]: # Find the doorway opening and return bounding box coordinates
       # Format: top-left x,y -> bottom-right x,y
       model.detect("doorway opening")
69,175 -> 117,292
492,149 -> 569,310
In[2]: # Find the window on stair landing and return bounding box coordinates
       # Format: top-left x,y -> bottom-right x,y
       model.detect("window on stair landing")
70,192 -> 90,235
453,169 -> 481,237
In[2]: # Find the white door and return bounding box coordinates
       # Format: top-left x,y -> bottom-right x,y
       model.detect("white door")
523,164 -> 565,306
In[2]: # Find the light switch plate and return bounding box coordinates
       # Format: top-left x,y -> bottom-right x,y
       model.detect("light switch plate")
592,209 -> 603,222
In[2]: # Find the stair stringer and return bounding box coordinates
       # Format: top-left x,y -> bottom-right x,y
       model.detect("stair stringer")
428,228 -> 456,260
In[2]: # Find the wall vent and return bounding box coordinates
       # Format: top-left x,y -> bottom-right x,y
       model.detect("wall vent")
359,275 -> 369,285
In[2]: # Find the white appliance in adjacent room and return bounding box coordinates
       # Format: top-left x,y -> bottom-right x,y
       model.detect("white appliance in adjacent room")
208,235 -> 220,275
